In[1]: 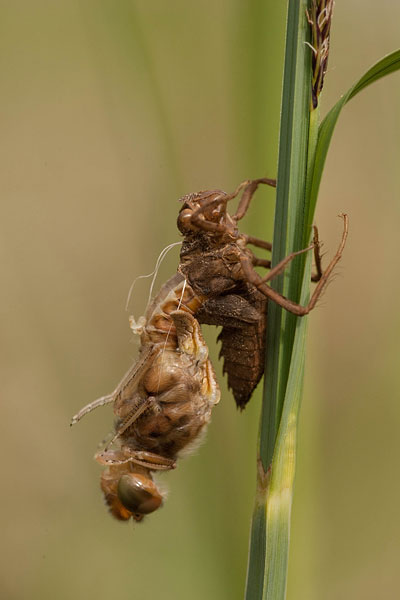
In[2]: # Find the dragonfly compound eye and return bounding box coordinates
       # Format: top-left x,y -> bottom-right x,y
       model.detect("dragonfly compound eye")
117,473 -> 163,515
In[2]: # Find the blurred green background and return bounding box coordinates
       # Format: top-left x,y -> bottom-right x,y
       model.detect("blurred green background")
1,2 -> 399,599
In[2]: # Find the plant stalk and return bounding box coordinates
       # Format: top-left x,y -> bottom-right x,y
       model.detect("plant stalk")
245,1 -> 314,597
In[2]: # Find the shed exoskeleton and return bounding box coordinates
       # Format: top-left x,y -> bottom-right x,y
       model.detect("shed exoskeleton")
177,178 -> 348,408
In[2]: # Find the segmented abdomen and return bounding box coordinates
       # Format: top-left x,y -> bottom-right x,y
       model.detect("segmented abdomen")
195,285 -> 267,409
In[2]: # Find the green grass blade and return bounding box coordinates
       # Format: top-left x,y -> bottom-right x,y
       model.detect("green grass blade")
246,7 -> 400,598
260,0 -> 311,474
245,1 -> 312,598
308,49 -> 400,222
256,45 -> 400,600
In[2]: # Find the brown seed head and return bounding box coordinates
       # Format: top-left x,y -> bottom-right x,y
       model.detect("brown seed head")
306,0 -> 334,108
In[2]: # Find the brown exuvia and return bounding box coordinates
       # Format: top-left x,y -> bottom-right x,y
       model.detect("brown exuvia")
177,178 -> 348,409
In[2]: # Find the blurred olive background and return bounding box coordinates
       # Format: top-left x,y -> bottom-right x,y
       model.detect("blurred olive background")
1,2 -> 399,599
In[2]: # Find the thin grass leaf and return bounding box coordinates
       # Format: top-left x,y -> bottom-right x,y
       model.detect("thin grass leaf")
308,49 -> 400,223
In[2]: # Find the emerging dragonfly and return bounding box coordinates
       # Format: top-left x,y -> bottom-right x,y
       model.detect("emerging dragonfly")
71,275 -> 220,521
71,178 -> 347,521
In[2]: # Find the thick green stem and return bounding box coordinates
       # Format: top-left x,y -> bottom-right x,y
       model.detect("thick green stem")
245,1 -> 313,597
260,0 -> 311,472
